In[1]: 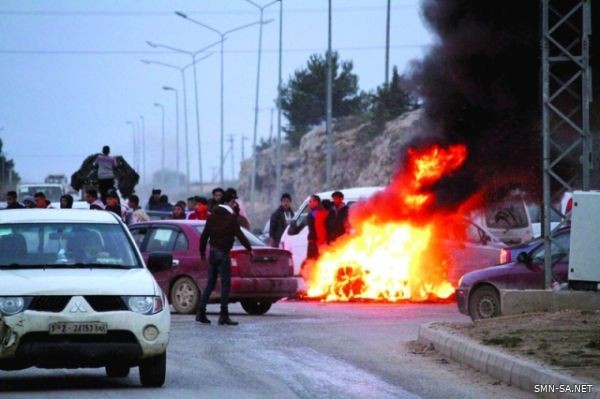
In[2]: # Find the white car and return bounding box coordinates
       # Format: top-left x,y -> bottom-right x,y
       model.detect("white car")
0,209 -> 170,387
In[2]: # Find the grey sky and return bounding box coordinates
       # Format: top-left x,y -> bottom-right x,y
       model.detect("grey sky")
0,0 -> 433,184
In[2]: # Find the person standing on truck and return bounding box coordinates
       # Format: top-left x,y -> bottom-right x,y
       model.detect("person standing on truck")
93,145 -> 118,204
197,191 -> 254,326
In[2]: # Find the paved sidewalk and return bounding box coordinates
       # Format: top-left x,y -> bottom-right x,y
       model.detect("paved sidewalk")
418,322 -> 600,399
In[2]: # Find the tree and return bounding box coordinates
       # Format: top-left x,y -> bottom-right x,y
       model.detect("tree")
280,52 -> 364,146
369,67 -> 418,126
0,139 -> 20,191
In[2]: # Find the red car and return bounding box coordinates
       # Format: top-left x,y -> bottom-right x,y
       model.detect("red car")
129,220 -> 297,315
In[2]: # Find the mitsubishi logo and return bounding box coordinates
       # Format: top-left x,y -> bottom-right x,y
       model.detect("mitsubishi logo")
70,301 -> 87,313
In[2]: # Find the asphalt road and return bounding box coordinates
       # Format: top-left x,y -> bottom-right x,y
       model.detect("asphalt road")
0,301 -> 536,399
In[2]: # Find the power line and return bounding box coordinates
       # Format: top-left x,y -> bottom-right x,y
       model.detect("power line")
0,4 -> 419,17
0,44 -> 429,56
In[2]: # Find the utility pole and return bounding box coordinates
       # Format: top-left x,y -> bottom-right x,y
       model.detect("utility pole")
385,0 -> 391,85
242,135 -> 249,162
229,135 -> 235,182
325,0 -> 333,189
269,107 -> 274,141
275,0 -> 284,200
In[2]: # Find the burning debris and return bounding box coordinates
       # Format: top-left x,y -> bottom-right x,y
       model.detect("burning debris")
305,145 -> 468,302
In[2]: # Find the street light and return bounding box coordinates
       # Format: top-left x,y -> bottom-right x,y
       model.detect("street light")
245,0 -> 280,212
175,11 -> 274,187
141,56 -> 211,192
125,120 -> 137,171
139,115 -> 146,185
146,39 -> 222,186
275,0 -> 284,204
154,103 -> 165,186
163,86 -> 179,175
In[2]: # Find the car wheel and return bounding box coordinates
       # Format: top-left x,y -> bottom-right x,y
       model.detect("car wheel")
170,277 -> 199,314
106,364 -> 130,378
240,300 -> 272,315
469,286 -> 501,320
139,352 -> 166,387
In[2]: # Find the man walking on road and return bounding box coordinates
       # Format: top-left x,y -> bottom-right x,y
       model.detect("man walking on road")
269,193 -> 294,247
197,191 -> 254,326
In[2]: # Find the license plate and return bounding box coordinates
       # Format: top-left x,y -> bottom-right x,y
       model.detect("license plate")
49,322 -> 108,335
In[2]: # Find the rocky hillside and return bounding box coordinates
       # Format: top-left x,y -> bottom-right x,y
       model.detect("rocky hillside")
238,109 -> 426,227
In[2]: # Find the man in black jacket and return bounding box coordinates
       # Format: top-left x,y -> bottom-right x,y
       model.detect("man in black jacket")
269,193 -> 294,247
326,191 -> 349,243
197,191 -> 254,325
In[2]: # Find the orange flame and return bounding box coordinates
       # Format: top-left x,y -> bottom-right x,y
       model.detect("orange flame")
306,144 -> 468,302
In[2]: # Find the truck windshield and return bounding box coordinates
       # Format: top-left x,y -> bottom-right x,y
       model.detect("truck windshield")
0,223 -> 141,268
18,186 -> 63,203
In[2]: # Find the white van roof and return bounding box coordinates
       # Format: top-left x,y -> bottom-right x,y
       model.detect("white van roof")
311,186 -> 384,201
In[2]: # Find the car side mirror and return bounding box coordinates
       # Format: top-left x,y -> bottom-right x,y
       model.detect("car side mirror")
517,251 -> 532,265
147,252 -> 173,272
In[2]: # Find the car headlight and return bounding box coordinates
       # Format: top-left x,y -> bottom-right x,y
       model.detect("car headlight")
0,297 -> 30,316
124,296 -> 164,315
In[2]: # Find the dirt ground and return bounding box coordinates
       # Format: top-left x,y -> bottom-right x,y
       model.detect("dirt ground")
434,310 -> 600,383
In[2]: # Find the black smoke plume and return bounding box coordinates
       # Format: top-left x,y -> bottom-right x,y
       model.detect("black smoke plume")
409,0 -> 598,207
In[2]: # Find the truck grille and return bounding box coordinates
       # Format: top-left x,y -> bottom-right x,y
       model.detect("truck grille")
84,296 -> 128,312
28,296 -> 71,312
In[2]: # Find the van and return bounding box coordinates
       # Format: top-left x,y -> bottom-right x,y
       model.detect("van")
470,196 -> 534,245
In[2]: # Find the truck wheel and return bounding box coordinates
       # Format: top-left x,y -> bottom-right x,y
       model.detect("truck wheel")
106,364 -> 130,378
170,277 -> 199,314
469,286 -> 500,320
240,300 -> 272,315
139,353 -> 166,387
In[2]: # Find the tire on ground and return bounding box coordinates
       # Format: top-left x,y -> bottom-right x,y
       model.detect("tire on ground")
139,352 -> 166,387
468,285 -> 501,321
240,300 -> 272,315
170,276 -> 199,314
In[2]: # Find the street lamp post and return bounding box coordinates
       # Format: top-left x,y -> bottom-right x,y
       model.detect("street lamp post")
325,0 -> 333,189
154,103 -> 165,187
175,11 -> 273,188
245,0 -> 279,212
139,115 -> 146,185
275,0 -> 284,204
141,58 -> 209,192
163,86 -> 180,175
147,40 -> 222,187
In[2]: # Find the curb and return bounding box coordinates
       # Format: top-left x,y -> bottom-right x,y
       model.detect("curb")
418,322 -> 600,399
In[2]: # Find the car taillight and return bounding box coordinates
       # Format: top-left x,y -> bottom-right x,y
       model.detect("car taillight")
500,248 -> 511,264
230,257 -> 239,276
288,257 -> 294,275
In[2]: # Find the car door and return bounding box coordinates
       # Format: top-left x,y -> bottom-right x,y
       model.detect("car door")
144,226 -> 180,289
281,200 -> 310,274
509,231 -> 570,289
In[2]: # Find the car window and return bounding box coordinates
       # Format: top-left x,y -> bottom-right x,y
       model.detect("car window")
295,202 -> 310,226
194,225 -> 267,247
146,228 -> 178,252
465,223 -> 485,243
0,223 -> 141,268
130,227 -> 148,250
485,201 -> 529,229
531,232 -> 570,263
173,232 -> 188,252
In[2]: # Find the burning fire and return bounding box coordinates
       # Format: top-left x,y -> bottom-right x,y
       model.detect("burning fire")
305,144 -> 468,302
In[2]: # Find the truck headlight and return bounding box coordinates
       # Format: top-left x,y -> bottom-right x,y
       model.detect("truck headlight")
124,296 -> 164,315
0,297 -> 29,316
